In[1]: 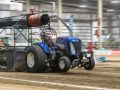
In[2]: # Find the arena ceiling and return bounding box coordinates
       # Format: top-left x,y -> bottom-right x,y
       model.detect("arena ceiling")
15,0 -> 120,13
30,0 -> 120,13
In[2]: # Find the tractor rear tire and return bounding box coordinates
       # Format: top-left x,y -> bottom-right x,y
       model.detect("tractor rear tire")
58,56 -> 71,72
25,45 -> 47,72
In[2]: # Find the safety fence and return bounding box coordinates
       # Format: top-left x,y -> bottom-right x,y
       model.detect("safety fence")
94,50 -> 120,61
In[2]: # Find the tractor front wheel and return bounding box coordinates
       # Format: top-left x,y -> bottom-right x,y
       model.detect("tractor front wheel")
58,56 -> 71,72
83,57 -> 95,70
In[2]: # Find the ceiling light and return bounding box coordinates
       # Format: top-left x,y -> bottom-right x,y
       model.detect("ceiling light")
11,0 -> 25,3
79,5 -> 87,8
50,2 -> 55,3
107,9 -> 115,12
111,1 -> 120,4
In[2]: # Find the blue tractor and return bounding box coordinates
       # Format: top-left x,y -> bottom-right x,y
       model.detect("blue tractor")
25,14 -> 95,72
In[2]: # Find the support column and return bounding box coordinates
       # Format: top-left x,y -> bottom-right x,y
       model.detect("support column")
26,0 -> 30,46
58,0 -> 62,36
39,4 -> 41,12
106,15 -> 110,34
26,0 -> 30,13
98,0 -> 103,48
90,13 -> 93,42
51,2 -> 56,13
119,17 -> 120,38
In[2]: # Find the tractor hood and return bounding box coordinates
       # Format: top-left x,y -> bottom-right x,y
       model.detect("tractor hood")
66,37 -> 81,43
56,36 -> 82,56
58,37 -> 82,43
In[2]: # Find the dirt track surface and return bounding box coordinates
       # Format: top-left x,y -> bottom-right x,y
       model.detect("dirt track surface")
0,61 -> 120,90
0,83 -> 59,90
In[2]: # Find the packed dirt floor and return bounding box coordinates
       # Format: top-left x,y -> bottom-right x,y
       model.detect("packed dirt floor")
0,61 -> 119,90
0,83 -> 58,90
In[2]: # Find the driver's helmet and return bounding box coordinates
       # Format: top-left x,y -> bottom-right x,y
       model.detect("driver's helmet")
41,32 -> 54,47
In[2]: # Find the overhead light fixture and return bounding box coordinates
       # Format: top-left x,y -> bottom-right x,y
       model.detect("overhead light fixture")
107,9 -> 115,12
79,5 -> 87,8
111,0 -> 120,4
11,0 -> 25,3
50,1 -> 55,3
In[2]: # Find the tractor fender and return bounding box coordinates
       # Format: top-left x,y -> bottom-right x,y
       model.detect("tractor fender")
36,42 -> 50,54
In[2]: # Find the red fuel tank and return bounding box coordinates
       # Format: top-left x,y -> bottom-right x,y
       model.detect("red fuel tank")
28,14 -> 50,27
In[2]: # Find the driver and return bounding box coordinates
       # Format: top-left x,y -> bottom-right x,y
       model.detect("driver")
41,32 -> 54,47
